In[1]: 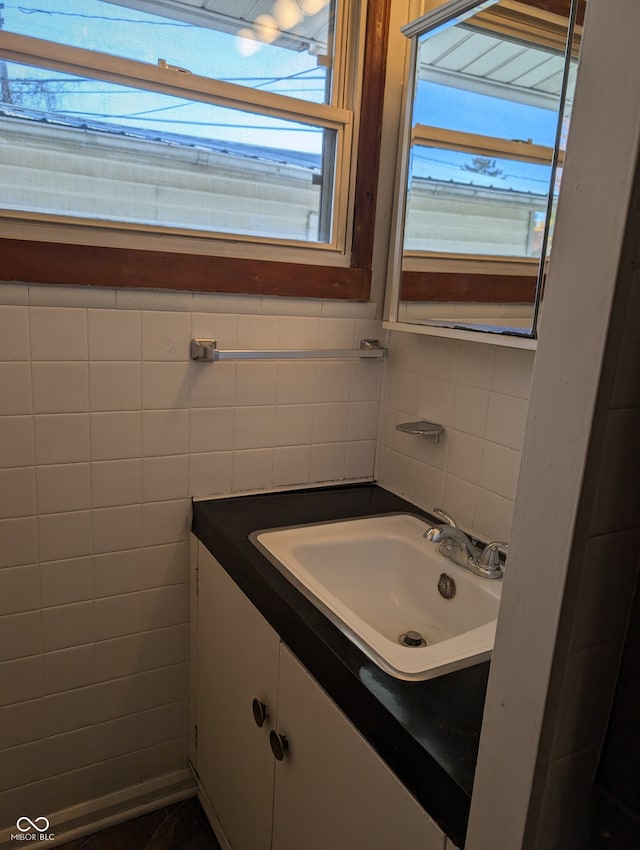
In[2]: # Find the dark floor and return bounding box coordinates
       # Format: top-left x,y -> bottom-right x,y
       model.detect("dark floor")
588,791 -> 640,850
57,798 -> 221,850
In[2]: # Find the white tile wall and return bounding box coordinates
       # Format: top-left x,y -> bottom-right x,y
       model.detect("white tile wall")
376,332 -> 534,542
0,283 -> 383,828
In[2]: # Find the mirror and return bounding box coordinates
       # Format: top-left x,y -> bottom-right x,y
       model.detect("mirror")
385,0 -> 582,341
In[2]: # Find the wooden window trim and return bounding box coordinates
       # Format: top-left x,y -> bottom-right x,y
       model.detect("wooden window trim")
0,0 -> 390,301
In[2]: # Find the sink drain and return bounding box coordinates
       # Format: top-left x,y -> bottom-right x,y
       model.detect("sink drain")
399,630 -> 427,648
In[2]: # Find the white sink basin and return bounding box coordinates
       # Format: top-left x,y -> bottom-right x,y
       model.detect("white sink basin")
251,513 -> 502,681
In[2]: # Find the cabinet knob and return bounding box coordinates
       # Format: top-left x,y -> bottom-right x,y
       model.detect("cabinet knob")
252,698 -> 269,728
270,730 -> 289,761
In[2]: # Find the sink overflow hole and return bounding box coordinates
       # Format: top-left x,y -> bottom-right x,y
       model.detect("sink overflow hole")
438,573 -> 456,599
399,630 -> 427,648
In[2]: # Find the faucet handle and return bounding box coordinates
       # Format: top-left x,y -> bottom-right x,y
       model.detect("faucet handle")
432,507 -> 458,528
478,541 -> 509,570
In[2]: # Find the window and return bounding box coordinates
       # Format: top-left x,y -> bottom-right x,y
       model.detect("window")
0,0 -> 391,296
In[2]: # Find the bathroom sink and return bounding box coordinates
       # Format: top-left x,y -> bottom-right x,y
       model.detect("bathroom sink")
250,513 -> 502,681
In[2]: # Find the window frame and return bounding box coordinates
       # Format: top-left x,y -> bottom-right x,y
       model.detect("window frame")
0,0 -> 391,300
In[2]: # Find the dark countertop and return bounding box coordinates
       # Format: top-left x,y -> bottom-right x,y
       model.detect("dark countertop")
192,483 -> 490,848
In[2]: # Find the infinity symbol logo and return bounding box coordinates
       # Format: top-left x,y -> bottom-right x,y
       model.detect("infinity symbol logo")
16,817 -> 50,833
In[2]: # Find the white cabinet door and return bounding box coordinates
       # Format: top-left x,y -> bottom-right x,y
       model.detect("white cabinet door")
272,645 -> 446,850
196,544 -> 280,850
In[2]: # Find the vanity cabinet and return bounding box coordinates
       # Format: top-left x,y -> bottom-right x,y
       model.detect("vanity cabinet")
193,540 -> 447,850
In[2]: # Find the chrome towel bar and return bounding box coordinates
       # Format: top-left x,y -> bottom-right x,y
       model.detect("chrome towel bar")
190,338 -> 386,362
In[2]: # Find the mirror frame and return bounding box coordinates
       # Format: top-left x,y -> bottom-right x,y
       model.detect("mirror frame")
383,0 -> 579,349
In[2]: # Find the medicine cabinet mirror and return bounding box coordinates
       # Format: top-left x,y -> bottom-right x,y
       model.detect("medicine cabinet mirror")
384,0 -> 582,344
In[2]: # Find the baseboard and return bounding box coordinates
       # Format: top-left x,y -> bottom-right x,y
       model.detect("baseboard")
0,770 -> 197,849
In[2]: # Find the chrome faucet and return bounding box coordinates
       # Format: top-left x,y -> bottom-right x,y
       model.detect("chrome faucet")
423,508 -> 507,580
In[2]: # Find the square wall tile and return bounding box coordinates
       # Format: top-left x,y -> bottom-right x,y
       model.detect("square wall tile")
277,316 -> 320,347
273,445 -> 311,487
310,443 -> 346,483
0,698 -> 45,749
0,363 -> 32,415
34,414 -> 90,464
236,363 -> 278,405
93,505 -> 142,554
0,467 -> 36,519
140,701 -> 187,748
479,442 -> 521,501
0,306 -> 29,360
457,341 -> 496,389
94,634 -> 142,682
141,311 -> 191,360
94,593 -> 142,641
413,463 -> 445,514
142,499 -> 190,547
30,307 -> 88,360
442,475 -> 479,530
190,361 -> 236,408
0,564 -> 40,615
91,412 -> 142,461
142,410 -> 189,457
0,516 -> 38,568
139,624 -> 187,670
0,739 -> 47,792
350,361 -> 383,402
232,448 -> 274,491
234,406 -> 276,450
446,431 -> 483,485
492,346 -> 534,398
190,407 -> 234,454
452,384 -> 489,438
32,362 -> 89,414
191,312 -> 237,349
142,362 -> 190,409
40,556 -> 93,608
315,363 -> 353,402
89,362 -> 141,411
473,490 -> 514,542
347,402 -> 379,442
142,584 -> 188,630
88,308 -> 141,361
38,510 -> 92,562
312,403 -> 349,443
142,455 -> 189,502
36,463 -> 91,514
91,459 -> 142,508
0,611 -> 42,661
0,416 -> 35,469
317,317 -> 356,348
43,644 -> 96,694
276,363 -> 316,404
141,542 -> 188,589
485,392 -> 529,450
188,451 -> 233,496
275,405 -> 313,447
93,549 -> 142,598
236,314 -> 279,349
345,441 -> 376,479
42,602 -> 94,652
137,663 -> 187,710
0,656 -> 43,708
